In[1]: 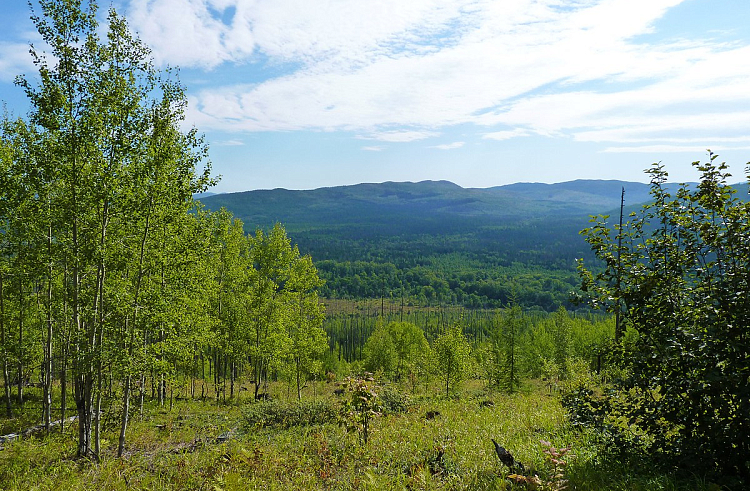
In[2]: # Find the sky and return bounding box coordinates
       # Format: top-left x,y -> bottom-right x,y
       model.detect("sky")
1,0 -> 750,193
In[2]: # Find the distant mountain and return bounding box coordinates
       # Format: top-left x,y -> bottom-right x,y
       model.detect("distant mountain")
196,178 -> 749,310
193,191 -> 218,199
197,179 -> 676,232
492,180 -> 655,209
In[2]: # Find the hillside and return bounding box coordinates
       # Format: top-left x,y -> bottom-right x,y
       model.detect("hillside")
199,179 -> 657,232
197,179 -> 746,311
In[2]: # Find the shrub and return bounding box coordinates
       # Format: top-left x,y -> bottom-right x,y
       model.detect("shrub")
577,155 -> 750,483
378,385 -> 411,414
242,399 -> 337,429
339,375 -> 381,444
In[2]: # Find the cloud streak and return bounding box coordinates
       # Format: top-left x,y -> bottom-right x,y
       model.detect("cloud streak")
432,141 -> 464,150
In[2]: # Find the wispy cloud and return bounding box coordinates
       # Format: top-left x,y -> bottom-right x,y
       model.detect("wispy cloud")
124,0 -> 750,150
0,42 -> 37,83
603,145 -> 750,153
362,145 -> 385,151
358,130 -> 440,142
217,139 -> 245,146
483,129 -> 531,141
431,141 -> 464,150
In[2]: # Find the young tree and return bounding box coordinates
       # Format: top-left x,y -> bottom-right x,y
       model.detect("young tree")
388,321 -> 430,381
549,307 -> 571,379
578,154 -> 750,480
363,321 -> 429,381
246,224 -> 326,399
433,324 -> 472,396
493,305 -> 528,394
363,323 -> 397,376
284,255 -> 327,400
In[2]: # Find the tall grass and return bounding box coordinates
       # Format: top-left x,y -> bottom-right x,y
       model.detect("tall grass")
0,381 -> 725,490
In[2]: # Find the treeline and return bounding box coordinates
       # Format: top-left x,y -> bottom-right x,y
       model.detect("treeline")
288,217 -> 593,311
320,306 -> 614,388
0,0 -> 326,460
316,259 -> 579,310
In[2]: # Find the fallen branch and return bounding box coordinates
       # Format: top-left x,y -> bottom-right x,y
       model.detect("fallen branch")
0,415 -> 78,447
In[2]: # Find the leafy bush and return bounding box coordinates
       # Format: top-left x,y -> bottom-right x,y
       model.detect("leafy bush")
242,399 -> 337,429
578,155 -> 750,484
378,385 -> 412,414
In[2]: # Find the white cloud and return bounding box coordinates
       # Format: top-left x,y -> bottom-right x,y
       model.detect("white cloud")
483,129 -> 531,141
358,130 -> 440,142
126,0 -> 247,68
217,139 -> 245,146
431,141 -> 464,150
603,145 -> 750,153
125,0 -> 468,68
123,0 -> 750,150
362,146 -> 384,151
0,42 -> 38,83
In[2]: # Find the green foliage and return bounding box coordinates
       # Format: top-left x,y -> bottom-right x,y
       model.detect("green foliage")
0,0 -> 332,457
492,305 -> 528,393
340,375 -> 382,445
377,384 -> 412,414
362,323 -> 397,376
577,154 -> 750,483
363,321 -> 430,383
433,324 -> 472,396
242,399 -> 338,429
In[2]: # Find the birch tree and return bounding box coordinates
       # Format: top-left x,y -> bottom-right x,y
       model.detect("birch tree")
13,0 -> 212,458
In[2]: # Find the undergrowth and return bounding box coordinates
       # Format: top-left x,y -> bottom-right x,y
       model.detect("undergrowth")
0,381 -> 729,490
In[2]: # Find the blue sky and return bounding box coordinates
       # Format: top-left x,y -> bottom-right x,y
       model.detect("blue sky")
2,0 -> 750,193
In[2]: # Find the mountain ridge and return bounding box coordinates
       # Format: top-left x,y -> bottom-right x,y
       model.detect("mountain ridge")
198,178 -> 697,231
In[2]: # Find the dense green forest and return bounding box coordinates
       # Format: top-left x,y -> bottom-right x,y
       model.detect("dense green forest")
200,180 -> 736,311
1,1 -> 748,490
200,182 -> 607,310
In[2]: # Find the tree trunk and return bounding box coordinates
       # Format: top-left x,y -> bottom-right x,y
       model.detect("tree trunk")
139,372 -> 145,419
94,325 -> 103,459
17,277 -> 23,405
158,325 -> 165,407
296,358 -> 302,401
214,349 -> 220,402
118,372 -> 131,457
43,232 -> 53,432
75,366 -> 93,459
200,353 -> 205,399
230,359 -> 235,399
122,203 -> 151,452
0,272 -> 13,417
60,353 -> 67,431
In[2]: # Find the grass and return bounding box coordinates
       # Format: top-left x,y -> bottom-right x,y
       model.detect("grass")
0,379 -> 729,490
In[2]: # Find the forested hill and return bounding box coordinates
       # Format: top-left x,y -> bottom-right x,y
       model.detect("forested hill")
197,179 -> 744,311
199,179 -> 658,230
